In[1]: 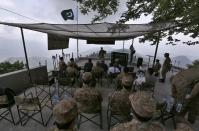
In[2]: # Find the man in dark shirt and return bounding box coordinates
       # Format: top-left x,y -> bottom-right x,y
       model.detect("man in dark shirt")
84,58 -> 93,72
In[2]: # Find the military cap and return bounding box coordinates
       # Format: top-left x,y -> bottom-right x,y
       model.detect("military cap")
53,99 -> 78,124
174,123 -> 193,131
82,72 -> 92,81
129,91 -> 156,118
122,75 -> 133,87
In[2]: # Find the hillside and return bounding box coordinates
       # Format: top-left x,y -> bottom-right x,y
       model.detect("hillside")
172,55 -> 192,68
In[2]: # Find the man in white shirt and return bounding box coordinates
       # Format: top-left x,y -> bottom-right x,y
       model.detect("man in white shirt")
108,63 -> 120,74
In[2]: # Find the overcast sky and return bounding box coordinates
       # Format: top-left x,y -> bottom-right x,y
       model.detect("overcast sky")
0,0 -> 199,62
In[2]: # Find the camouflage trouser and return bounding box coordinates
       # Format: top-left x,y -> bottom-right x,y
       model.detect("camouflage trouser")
179,101 -> 198,124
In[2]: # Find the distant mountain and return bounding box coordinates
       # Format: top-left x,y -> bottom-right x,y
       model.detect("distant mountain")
80,46 -> 115,56
5,57 -> 54,71
172,55 -> 192,68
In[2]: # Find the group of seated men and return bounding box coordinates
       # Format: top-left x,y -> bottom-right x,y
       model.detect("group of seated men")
51,69 -> 193,131
59,57 -> 158,92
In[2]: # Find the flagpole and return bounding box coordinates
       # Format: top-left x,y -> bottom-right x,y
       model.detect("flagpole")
76,1 -> 79,60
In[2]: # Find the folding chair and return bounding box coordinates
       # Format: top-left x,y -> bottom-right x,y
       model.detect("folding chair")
75,89 -> 103,129
33,76 -> 53,111
57,75 -> 75,97
14,96 -> 48,126
107,92 -> 132,129
156,102 -> 176,129
0,88 -> 16,124
77,104 -> 103,129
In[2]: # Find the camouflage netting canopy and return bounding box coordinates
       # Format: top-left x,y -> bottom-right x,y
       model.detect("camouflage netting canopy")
0,22 -> 175,41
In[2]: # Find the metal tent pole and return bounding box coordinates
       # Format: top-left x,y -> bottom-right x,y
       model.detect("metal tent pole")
152,32 -> 161,67
123,40 -> 125,52
20,28 -> 32,84
76,1 -> 79,60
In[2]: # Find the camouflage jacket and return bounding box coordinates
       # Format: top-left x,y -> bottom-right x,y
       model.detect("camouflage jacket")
111,119 -> 165,131
186,82 -> 199,108
74,87 -> 102,113
92,66 -> 104,77
171,68 -> 199,102
108,89 -> 131,115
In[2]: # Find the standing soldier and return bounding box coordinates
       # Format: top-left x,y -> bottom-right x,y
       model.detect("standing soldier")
160,53 -> 171,83
98,47 -> 106,60
111,91 -> 165,131
50,99 -> 78,131
129,42 -> 136,64
154,59 -> 161,77
171,67 -> 199,124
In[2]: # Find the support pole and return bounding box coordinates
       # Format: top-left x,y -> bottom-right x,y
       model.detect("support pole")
20,28 -> 32,84
76,1 -> 79,60
152,32 -> 161,67
123,40 -> 125,52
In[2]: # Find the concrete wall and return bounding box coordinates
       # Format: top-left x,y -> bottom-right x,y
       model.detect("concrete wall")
0,66 -> 48,95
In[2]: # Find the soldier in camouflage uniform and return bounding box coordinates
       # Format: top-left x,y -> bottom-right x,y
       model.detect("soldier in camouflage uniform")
68,58 -> 78,69
174,122 -> 194,131
111,91 -> 165,131
50,99 -> 78,131
108,74 -> 133,117
160,53 -> 171,83
92,61 -> 104,80
116,67 -> 133,90
74,72 -> 102,113
171,67 -> 199,124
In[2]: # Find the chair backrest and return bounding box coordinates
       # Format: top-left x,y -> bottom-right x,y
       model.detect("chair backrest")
109,91 -> 131,116
74,88 -> 102,113
14,96 -> 40,106
58,77 -> 74,86
5,88 -> 16,105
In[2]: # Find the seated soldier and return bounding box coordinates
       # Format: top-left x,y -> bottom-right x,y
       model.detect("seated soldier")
66,67 -> 78,81
92,61 -> 104,79
154,59 -> 161,77
108,74 -> 133,117
142,68 -> 156,91
58,57 -> 67,77
116,67 -> 131,90
68,58 -> 78,70
74,72 -> 103,114
50,98 -> 78,131
111,91 -> 165,131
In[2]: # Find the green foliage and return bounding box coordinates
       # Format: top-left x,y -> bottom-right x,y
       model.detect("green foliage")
187,60 -> 199,69
76,0 -> 199,45
76,0 -> 119,22
0,61 -> 24,74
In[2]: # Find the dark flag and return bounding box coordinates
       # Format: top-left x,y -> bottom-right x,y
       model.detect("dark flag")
61,9 -> 74,20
